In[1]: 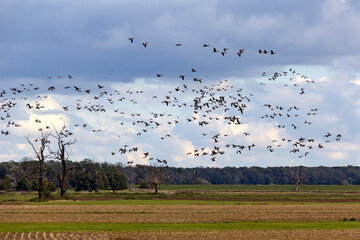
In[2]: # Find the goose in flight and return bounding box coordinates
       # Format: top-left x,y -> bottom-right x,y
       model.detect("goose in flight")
237,49 -> 245,57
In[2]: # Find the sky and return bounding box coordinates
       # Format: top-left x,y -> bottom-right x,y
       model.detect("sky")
0,0 -> 360,168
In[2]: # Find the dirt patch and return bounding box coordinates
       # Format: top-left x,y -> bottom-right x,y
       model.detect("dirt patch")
2,230 -> 360,240
1,204 -> 360,223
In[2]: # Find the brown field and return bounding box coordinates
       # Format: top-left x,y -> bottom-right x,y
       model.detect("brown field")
2,188 -> 360,239
1,204 -> 360,223
2,230 -> 360,240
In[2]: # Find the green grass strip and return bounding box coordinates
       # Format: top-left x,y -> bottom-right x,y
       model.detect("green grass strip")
24,199 -> 359,206
28,199 -> 239,205
1,221 -> 360,232
159,185 -> 360,192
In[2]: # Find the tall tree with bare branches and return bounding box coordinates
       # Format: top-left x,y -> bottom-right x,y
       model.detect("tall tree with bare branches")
144,159 -> 169,194
289,167 -> 307,191
50,124 -> 77,198
25,130 -> 51,199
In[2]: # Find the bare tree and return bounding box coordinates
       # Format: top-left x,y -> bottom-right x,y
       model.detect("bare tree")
144,160 -> 169,194
289,167 -> 307,191
50,124 -> 77,198
25,130 -> 51,199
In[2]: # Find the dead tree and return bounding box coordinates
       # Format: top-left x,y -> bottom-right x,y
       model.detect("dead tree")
144,160 -> 169,194
25,130 -> 51,199
289,167 -> 307,191
50,124 -> 77,198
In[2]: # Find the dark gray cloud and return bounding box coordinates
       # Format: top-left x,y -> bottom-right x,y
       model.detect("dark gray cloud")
2,0 -> 360,81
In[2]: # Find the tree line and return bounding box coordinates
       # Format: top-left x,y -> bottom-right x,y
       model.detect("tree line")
0,159 -> 128,195
1,158 -> 360,194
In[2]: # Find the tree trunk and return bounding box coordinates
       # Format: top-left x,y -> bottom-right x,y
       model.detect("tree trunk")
38,178 -> 44,199
38,160 -> 45,199
295,182 -> 299,191
60,179 -> 66,197
60,160 -> 67,198
154,183 -> 158,194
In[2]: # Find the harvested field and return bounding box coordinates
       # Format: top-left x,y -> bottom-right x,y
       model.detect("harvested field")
2,230 -> 360,240
1,204 -> 360,223
1,187 -> 360,239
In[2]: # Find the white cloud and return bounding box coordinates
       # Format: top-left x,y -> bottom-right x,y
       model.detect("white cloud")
327,151 -> 348,160
317,77 -> 329,82
16,113 -> 67,135
229,122 -> 248,135
242,156 -> 257,163
350,79 -> 360,85
0,154 -> 18,161
315,114 -> 339,124
36,95 -> 62,111
16,144 -> 27,150
326,142 -> 360,152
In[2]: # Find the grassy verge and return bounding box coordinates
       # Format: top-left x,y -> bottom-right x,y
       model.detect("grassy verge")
0,192 -> 38,202
1,221 -> 360,232
28,199 -> 241,205
2,185 -> 360,204
22,199 -> 360,205
158,185 -> 360,192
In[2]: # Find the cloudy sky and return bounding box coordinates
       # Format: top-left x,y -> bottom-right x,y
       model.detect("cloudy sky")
1,0 -> 360,168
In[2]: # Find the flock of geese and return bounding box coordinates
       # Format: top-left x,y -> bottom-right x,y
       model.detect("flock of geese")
0,37 -> 342,165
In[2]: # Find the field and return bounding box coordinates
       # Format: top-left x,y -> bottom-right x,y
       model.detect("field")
1,185 -> 360,239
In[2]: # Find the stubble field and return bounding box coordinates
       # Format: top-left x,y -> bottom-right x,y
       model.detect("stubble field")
1,185 -> 360,239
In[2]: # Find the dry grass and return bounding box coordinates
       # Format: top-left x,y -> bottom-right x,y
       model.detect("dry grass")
2,201 -> 360,239
1,204 -> 360,223
2,230 -> 360,240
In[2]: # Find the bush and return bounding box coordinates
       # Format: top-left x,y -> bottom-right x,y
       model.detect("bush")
31,180 -> 39,191
45,181 -> 57,192
108,171 -> 128,190
138,180 -> 151,189
194,178 -> 211,185
0,176 -> 12,190
44,181 -> 57,198
16,178 -> 32,191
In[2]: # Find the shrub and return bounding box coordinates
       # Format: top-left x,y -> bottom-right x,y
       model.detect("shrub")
108,171 -> 128,190
138,180 -> 151,189
16,178 -> 32,191
194,177 -> 211,185
43,181 -> 57,198
0,176 -> 12,190
31,180 -> 39,191
45,181 -> 57,192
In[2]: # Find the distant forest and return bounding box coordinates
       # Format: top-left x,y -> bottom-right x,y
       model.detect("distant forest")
1,158 -> 360,191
